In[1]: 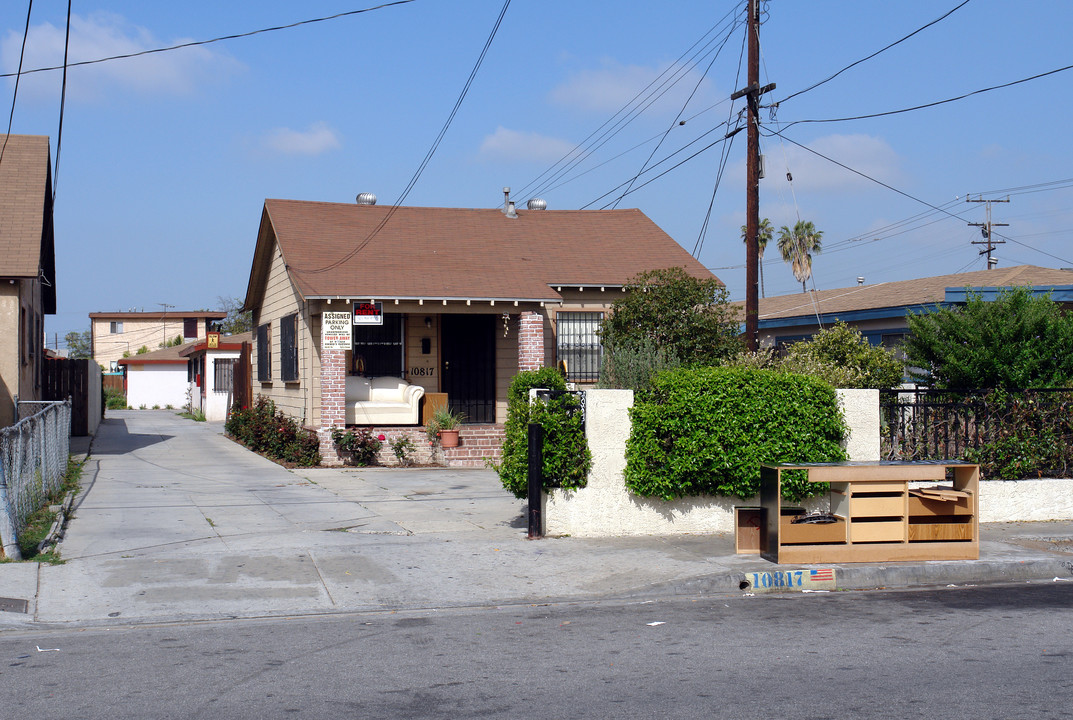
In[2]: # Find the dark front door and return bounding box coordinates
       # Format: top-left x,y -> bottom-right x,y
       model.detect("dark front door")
441,314 -> 496,423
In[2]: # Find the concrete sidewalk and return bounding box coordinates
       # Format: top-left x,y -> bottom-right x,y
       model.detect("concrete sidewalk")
2,410 -> 1071,628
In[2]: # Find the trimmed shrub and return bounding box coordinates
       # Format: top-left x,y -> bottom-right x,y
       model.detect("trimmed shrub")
495,367 -> 591,499
625,366 -> 847,502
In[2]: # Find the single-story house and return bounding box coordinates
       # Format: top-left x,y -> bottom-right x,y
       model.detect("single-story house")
0,134 -> 56,428
91,310 -> 226,371
180,331 -> 251,421
752,265 -> 1073,349
240,194 -> 719,464
117,340 -> 199,409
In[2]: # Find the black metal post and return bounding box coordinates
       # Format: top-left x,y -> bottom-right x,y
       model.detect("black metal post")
527,422 -> 544,539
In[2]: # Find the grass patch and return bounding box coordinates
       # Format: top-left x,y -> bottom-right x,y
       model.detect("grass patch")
6,458 -> 84,564
178,408 -> 207,422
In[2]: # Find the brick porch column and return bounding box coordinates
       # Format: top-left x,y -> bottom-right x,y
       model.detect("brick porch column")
518,311 -> 544,371
319,348 -> 347,465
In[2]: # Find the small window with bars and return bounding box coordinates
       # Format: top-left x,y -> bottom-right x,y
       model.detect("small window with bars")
556,312 -> 604,383
214,358 -> 236,392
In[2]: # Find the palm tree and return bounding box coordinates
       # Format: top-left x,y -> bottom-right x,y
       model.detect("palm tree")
777,220 -> 823,292
740,218 -> 773,298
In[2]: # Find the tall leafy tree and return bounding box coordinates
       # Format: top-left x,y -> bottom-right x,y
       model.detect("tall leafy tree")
216,295 -> 253,335
904,287 -> 1073,389
740,217 -> 773,298
64,329 -> 93,359
599,267 -> 741,368
777,220 -> 823,292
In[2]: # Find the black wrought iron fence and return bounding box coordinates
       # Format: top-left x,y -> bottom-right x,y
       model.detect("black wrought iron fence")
880,387 -> 1073,463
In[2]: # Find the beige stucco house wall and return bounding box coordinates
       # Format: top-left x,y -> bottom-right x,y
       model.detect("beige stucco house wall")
91,311 -> 226,370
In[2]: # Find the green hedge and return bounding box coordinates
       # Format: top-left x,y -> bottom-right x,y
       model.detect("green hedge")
625,367 -> 847,502
495,368 -> 592,499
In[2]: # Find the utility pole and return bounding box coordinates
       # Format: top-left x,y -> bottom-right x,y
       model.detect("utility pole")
732,0 -> 774,352
966,196 -> 1009,269
159,302 -> 174,346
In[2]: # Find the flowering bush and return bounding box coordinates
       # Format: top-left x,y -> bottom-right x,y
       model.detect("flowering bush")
225,396 -> 321,466
330,427 -> 383,466
390,435 -> 417,466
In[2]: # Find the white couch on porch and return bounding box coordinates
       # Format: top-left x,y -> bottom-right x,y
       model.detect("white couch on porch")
345,375 -> 425,425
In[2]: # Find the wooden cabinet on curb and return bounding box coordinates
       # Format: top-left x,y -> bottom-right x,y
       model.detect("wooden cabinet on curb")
758,462 -> 980,564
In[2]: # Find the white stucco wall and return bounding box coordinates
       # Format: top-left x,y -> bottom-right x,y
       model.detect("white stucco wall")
979,479 -> 1073,522
203,351 -> 240,421
546,388 -> 881,537
126,365 -> 190,410
545,388 -> 1073,537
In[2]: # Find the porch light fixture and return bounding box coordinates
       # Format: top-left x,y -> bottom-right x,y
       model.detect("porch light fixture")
424,317 -> 432,328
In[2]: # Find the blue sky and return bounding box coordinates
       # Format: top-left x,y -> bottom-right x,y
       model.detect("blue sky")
4,0 -> 1073,348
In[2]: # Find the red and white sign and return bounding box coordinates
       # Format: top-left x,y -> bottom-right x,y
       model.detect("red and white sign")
353,302 -> 383,326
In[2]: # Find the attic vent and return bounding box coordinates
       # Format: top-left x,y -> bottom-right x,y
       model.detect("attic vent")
356,192 -> 377,205
527,198 -> 547,210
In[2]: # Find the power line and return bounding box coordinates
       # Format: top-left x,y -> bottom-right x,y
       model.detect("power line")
298,0 -> 511,276
0,1 -> 417,80
778,0 -> 974,105
52,0 -> 71,204
513,4 -> 744,203
774,63 -> 1073,130
610,15 -> 742,209
0,1 -> 34,171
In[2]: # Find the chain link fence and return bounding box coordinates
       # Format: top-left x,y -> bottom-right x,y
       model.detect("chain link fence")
0,400 -> 72,560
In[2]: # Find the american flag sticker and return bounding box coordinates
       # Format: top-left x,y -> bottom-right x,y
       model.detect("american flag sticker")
810,568 -> 835,582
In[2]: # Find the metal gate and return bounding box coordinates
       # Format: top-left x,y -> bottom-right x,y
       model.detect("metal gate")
441,315 -> 496,423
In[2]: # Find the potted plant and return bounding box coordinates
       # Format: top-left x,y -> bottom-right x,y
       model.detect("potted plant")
426,407 -> 465,448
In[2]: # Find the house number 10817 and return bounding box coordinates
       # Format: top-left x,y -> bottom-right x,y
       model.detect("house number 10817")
410,367 -> 435,377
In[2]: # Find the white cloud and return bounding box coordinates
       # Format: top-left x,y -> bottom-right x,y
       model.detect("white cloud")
764,133 -> 904,192
263,122 -> 341,156
1,12 -> 241,101
478,126 -> 576,163
550,58 -> 717,115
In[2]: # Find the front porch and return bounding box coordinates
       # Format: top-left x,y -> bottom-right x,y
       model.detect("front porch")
321,423 -> 506,469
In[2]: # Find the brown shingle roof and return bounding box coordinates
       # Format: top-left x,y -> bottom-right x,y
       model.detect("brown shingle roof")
246,200 -> 717,306
0,134 -> 52,279
754,265 -> 1073,320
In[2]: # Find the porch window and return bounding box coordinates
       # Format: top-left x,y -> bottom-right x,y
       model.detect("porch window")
256,323 -> 271,381
280,313 -> 299,382
556,312 -> 603,383
352,313 -> 403,377
110,321 -> 123,333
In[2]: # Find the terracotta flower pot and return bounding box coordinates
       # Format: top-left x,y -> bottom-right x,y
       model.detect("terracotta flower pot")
439,429 -> 460,448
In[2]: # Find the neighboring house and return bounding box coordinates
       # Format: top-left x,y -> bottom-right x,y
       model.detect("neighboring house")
90,310 -> 227,371
117,340 -> 198,410
0,135 -> 57,428
240,196 -> 718,459
752,265 -> 1073,350
180,331 -> 251,422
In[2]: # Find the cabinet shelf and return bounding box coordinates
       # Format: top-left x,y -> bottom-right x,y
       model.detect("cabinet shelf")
756,462 -> 979,564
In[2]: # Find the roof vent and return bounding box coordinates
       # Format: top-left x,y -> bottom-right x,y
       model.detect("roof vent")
505,201 -> 517,219
356,192 -> 377,205
857,277 -> 864,286
527,198 -> 547,210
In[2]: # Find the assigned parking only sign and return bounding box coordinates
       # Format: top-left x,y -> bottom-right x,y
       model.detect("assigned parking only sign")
322,311 -> 352,350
